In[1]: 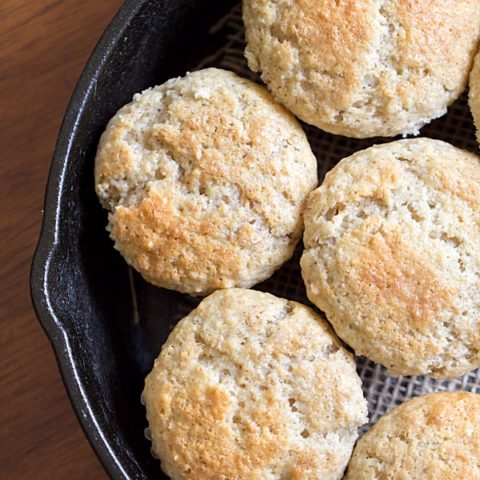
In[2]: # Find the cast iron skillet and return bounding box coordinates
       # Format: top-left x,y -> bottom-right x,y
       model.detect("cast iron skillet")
30,1 -> 237,478
31,0 -> 480,478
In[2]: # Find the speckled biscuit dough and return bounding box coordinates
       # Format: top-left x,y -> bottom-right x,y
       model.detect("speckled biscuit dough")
143,289 -> 368,480
301,138 -> 480,379
95,68 -> 317,295
345,391 -> 480,479
470,50 -> 480,144
243,0 -> 480,138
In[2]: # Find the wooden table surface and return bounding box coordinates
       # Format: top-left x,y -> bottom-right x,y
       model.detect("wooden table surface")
0,1 -> 124,478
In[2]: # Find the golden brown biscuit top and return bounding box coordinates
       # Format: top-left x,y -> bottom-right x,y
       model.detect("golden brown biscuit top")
143,289 -> 368,480
345,392 -> 480,479
95,68 -> 317,295
244,0 -> 480,137
301,138 -> 480,378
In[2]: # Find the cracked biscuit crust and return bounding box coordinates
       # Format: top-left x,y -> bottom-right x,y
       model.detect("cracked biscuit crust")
243,0 -> 480,138
143,289 -> 368,480
95,68 -> 317,295
301,138 -> 480,379
345,392 -> 480,479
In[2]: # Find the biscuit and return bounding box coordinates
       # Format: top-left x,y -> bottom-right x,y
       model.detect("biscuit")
345,391 -> 480,479
143,289 -> 368,480
243,0 -> 480,138
95,68 -> 317,295
470,49 -> 480,144
301,138 -> 480,378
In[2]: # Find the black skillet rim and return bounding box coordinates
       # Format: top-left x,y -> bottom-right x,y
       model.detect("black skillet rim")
30,1 -> 146,478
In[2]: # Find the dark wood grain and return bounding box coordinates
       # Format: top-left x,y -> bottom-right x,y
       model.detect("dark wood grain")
0,1 -> 124,478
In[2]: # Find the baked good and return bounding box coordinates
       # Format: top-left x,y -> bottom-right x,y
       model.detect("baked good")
345,391 -> 480,479
95,68 -> 317,295
301,138 -> 480,378
143,288 -> 368,480
243,0 -> 480,138
470,49 -> 480,143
